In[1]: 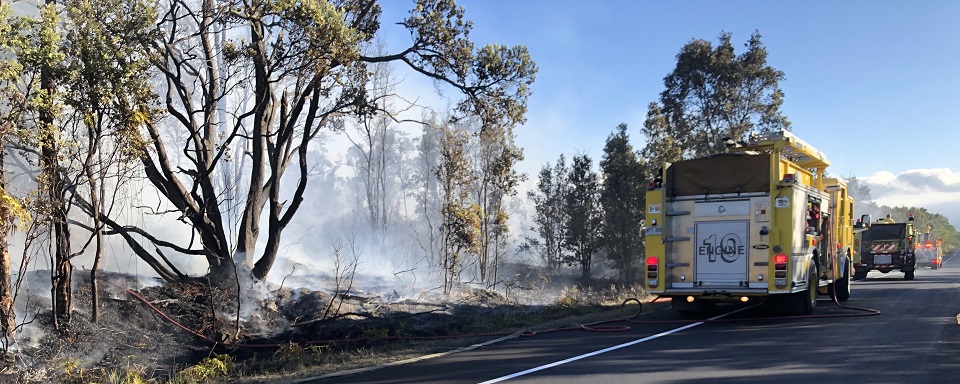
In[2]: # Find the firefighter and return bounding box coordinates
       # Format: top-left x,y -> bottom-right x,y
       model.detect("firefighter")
880,214 -> 895,223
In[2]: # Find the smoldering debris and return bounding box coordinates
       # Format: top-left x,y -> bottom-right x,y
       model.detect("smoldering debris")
0,265 -> 625,383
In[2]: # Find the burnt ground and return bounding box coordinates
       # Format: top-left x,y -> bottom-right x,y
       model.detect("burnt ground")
0,270 -> 648,383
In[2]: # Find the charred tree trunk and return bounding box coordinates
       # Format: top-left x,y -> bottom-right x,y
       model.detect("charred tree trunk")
235,8 -> 270,274
40,0 -> 72,327
86,149 -> 103,323
46,145 -> 72,327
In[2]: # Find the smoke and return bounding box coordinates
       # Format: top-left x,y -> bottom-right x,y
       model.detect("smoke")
6,270 -> 49,353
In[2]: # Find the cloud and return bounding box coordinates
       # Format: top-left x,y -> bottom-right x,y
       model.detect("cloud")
861,168 -> 960,224
862,168 -> 960,195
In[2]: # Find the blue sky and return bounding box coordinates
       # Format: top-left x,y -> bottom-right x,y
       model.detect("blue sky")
375,0 -> 960,223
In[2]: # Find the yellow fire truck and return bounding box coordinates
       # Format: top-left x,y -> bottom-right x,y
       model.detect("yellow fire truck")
644,131 -> 855,315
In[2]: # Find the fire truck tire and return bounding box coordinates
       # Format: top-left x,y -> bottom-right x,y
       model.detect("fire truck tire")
790,265 -> 817,316
904,270 -> 915,280
830,262 -> 851,302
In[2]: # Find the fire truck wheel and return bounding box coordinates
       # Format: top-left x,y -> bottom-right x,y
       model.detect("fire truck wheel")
904,270 -> 915,280
830,262 -> 851,302
791,265 -> 817,316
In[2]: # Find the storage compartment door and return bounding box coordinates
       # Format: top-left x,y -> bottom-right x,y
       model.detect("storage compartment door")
695,220 -> 749,285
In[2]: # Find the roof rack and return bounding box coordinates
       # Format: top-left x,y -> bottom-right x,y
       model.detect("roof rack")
738,130 -> 830,169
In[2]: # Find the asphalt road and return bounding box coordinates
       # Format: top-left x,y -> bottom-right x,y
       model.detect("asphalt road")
312,249 -> 960,384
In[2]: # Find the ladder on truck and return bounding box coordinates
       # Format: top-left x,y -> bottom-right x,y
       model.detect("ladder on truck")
740,130 -> 830,169
734,130 -> 831,189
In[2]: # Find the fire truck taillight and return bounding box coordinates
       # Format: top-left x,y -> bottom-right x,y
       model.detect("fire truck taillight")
646,256 -> 659,287
774,254 -> 788,264
774,253 -> 788,288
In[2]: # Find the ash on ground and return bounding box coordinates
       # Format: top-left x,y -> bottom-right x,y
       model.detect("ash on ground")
0,267 -> 625,383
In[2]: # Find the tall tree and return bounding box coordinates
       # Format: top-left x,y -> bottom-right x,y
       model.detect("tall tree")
435,126 -> 479,292
57,0 -> 155,323
413,115 -> 445,271
0,1 -> 33,346
38,0 -> 71,328
563,154 -> 601,279
4,0 -> 74,327
525,155 -> 568,271
600,124 -> 645,282
471,121 -> 523,287
642,31 -> 789,167
2,0 -> 156,326
346,48 -> 405,239
639,102 -> 682,179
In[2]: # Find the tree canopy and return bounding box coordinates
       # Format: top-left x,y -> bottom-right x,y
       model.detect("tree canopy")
600,124 -> 645,282
642,31 -> 789,170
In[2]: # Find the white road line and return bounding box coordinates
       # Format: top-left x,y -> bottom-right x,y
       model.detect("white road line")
477,305 -> 757,384
944,248 -> 960,264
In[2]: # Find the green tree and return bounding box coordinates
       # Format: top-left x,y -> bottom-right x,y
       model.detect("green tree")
563,154 -> 601,279
600,124 -> 646,282
3,0 -> 156,326
642,31 -> 789,167
0,0 -> 74,326
435,127 -> 479,292
57,0 -> 155,323
525,155 -> 568,271
639,102 -> 682,179
0,2 -> 34,345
